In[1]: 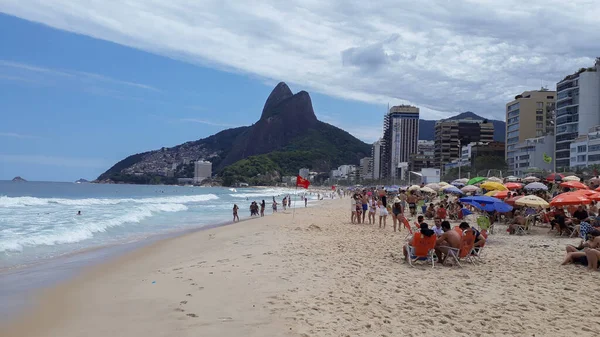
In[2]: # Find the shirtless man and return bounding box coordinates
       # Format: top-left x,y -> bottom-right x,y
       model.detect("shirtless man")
435,221 -> 461,265
407,192 -> 418,218
361,193 -> 369,223
508,211 -> 526,235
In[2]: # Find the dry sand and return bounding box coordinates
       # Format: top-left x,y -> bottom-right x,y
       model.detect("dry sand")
4,198 -> 600,337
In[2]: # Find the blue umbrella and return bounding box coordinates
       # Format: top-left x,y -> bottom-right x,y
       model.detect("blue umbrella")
460,196 -> 501,204
461,196 -> 513,213
452,182 -> 465,187
444,186 -> 464,195
461,208 -> 473,216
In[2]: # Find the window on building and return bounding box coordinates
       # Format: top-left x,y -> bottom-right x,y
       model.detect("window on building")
588,154 -> 600,162
588,144 -> 600,152
536,110 -> 544,115
519,163 -> 529,168
507,137 -> 519,144
547,96 -> 554,99
520,155 -> 530,160
536,116 -> 543,121
507,124 -> 519,132
507,130 -> 519,138
536,130 -> 544,136
578,145 -> 587,152
536,102 -> 543,109
578,155 -> 586,162
536,123 -> 543,128
508,102 -> 519,111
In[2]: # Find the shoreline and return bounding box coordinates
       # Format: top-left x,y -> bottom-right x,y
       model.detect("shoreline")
5,197 -> 599,337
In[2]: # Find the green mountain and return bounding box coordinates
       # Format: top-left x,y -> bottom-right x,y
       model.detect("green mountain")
97,82 -> 371,185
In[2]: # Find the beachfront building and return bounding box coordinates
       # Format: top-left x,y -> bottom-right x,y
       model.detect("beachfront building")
382,105 -> 419,179
409,140 -> 434,173
434,117 -> 494,173
359,157 -> 372,180
569,125 -> 600,168
510,135 -> 555,176
370,139 -> 382,180
193,160 -> 212,183
555,59 -> 600,169
505,89 -> 556,174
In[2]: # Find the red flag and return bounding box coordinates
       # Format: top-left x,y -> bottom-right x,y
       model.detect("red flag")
331,185 -> 336,191
296,175 -> 310,189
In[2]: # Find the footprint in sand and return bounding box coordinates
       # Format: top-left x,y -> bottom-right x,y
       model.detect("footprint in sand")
180,301 -> 187,304
186,294 -> 192,297
186,313 -> 198,318
175,308 -> 185,312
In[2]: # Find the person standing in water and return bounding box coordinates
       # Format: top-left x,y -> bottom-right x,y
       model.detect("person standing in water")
272,199 -> 278,213
304,197 -> 308,207
282,197 -> 287,211
233,204 -> 239,222
260,200 -> 265,217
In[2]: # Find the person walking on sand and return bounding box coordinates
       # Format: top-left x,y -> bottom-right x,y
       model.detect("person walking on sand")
233,204 -> 239,222
304,197 -> 308,207
378,199 -> 388,228
260,200 -> 265,217
368,197 -> 376,224
350,195 -> 357,223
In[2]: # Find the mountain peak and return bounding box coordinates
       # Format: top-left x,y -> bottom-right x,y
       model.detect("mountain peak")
261,82 -> 293,119
445,111 -> 485,121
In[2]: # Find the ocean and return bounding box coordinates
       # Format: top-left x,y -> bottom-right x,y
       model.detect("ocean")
0,181 -> 312,270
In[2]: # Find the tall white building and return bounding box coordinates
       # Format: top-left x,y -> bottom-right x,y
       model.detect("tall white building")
570,125 -> 600,168
555,59 -> 600,169
382,105 -> 419,179
512,135 -> 555,176
359,157 -> 372,180
371,139 -> 382,180
194,160 -> 212,183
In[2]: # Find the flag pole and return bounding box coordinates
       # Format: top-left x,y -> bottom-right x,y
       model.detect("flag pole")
293,184 -> 297,218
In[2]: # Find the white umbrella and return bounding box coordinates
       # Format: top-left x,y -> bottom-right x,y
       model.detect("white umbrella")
420,186 -> 436,194
505,175 -> 519,182
515,195 -> 550,208
425,183 -> 441,191
487,177 -> 503,183
562,175 -> 580,182
523,176 -> 540,183
524,182 -> 548,191
408,185 -> 420,191
590,176 -> 600,183
461,185 -> 480,193
438,181 -> 450,186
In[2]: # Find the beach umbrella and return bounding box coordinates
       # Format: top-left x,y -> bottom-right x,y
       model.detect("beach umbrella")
443,186 -> 464,195
595,186 -> 600,192
585,192 -> 600,201
524,182 -> 548,191
505,195 -> 525,206
420,186 -> 436,194
438,181 -> 450,186
522,176 -> 540,183
571,189 -> 596,196
515,195 -> 549,208
461,185 -> 480,193
455,178 -> 469,184
461,196 -> 513,212
562,175 -> 580,182
451,181 -> 465,187
546,173 -> 564,181
425,183 -> 441,191
487,177 -> 503,183
559,181 -> 589,190
505,175 -> 519,182
408,185 -> 420,192
590,176 -> 600,183
460,195 -> 504,205
480,181 -> 508,191
504,182 -> 523,190
550,193 -> 591,206
467,177 -> 487,185
486,190 -> 510,199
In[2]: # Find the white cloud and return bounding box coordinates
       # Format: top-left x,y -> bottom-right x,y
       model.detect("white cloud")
0,132 -> 37,139
179,118 -> 238,127
0,154 -> 108,168
0,59 -> 160,92
2,1 -> 600,119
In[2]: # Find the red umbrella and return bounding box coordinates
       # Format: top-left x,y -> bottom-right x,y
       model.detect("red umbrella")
550,193 -> 591,206
546,173 -> 564,181
572,189 -> 596,196
504,182 -> 523,190
559,181 -> 589,190
596,186 -> 600,192
505,195 -> 524,206
492,190 -> 510,199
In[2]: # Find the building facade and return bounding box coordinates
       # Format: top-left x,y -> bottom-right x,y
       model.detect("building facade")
359,157 -> 372,180
382,105 -> 419,179
434,117 -> 494,171
299,168 -> 310,179
409,140 -> 434,173
570,125 -> 600,168
555,59 -> 600,169
505,89 -> 556,174
194,160 -> 212,183
511,135 -> 555,176
371,139 -> 382,180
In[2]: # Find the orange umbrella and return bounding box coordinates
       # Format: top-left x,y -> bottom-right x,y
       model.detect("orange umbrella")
504,182 -> 523,190
559,181 -> 589,190
491,190 -> 510,199
595,186 -> 600,192
572,189 -> 596,196
550,193 -> 591,206
505,195 -> 524,206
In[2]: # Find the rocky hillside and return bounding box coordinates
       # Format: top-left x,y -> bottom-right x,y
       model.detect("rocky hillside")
97,82 -> 371,185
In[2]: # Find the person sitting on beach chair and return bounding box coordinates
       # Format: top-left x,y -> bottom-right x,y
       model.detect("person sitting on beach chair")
508,211 -> 526,235
459,222 -> 486,249
402,223 -> 436,264
434,221 -> 461,265
425,203 -> 435,219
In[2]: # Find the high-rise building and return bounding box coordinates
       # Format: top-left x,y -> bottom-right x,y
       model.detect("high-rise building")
382,105 -> 419,179
371,139 -> 382,180
555,59 -> 600,169
194,160 -> 212,183
434,117 -> 494,170
505,89 -> 556,174
409,140 -> 434,172
359,157 -> 372,180
570,125 -> 600,168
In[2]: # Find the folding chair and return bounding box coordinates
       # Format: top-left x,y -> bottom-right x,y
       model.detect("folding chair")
446,230 -> 476,267
403,218 -> 414,239
471,230 -> 487,262
516,215 -> 533,235
405,232 -> 437,268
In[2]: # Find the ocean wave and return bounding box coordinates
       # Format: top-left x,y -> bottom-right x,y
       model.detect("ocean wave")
0,194 -> 218,208
0,203 -> 188,253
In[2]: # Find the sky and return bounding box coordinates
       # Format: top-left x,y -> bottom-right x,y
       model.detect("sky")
1,1 -> 599,182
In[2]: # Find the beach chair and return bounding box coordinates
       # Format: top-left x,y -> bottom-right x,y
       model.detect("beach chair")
403,218 -> 414,239
471,230 -> 487,262
516,215 -> 533,236
405,232 -> 437,268
476,215 -> 493,234
446,230 -> 476,267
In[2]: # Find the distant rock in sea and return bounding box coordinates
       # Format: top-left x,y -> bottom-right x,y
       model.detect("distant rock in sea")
12,176 -> 27,182
75,178 -> 90,183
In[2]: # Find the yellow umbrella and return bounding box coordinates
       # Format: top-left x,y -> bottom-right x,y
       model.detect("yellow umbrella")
438,181 -> 449,186
515,195 -> 550,208
484,190 -> 498,196
480,181 -> 508,191
408,185 -> 420,191
420,186 -> 436,194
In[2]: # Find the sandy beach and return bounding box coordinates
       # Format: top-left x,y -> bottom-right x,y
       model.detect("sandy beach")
4,198 -> 600,337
